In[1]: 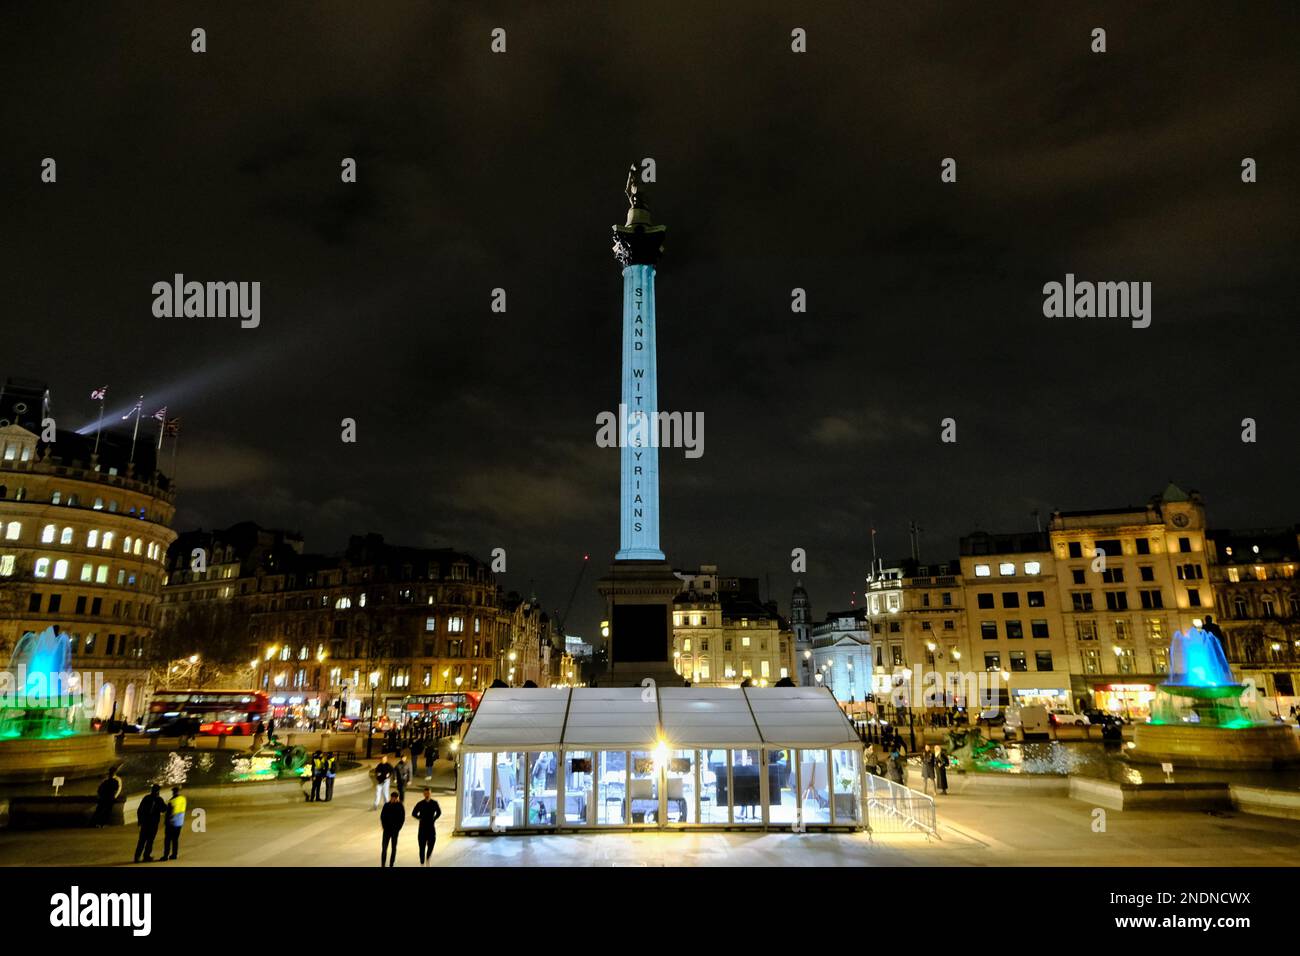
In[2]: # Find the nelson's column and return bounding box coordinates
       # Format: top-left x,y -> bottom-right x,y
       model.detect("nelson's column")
597,167 -> 685,687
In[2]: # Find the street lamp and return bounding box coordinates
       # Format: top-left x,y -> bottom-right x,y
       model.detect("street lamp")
366,669 -> 380,759
1271,644 -> 1283,718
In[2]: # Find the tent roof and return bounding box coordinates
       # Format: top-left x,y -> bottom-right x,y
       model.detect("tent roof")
461,685 -> 861,752
746,686 -> 861,747
563,687 -> 659,748
459,688 -> 569,748
659,687 -> 758,747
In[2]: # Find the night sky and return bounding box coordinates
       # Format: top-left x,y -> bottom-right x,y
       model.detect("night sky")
3,2 -> 1298,640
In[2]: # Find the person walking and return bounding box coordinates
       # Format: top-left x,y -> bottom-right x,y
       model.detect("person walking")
411,787 -> 442,865
395,754 -> 412,802
920,747 -> 937,795
266,717 -> 277,743
133,784 -> 167,862
308,751 -> 324,803
92,766 -> 122,827
372,754 -> 393,809
933,745 -> 950,795
163,786 -> 186,860
888,746 -> 906,785
379,791 -> 405,867
324,752 -> 337,802
424,741 -> 436,780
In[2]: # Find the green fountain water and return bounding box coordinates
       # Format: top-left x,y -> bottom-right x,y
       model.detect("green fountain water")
0,625 -> 88,740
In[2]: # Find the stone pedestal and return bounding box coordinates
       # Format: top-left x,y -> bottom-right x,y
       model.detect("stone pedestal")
596,560 -> 685,688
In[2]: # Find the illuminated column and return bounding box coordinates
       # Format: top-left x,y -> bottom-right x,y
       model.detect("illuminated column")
611,167 -> 667,561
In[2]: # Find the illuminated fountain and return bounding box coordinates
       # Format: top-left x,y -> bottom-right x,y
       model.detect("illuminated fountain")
0,626 -> 116,783
1130,624 -> 1300,770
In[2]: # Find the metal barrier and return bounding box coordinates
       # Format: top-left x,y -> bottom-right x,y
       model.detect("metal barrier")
863,772 -> 939,837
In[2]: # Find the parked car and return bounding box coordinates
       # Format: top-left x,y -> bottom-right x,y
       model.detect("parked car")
1048,709 -> 1090,727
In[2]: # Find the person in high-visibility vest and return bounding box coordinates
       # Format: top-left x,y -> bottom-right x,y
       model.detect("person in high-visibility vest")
324,753 -> 338,802
163,786 -> 187,860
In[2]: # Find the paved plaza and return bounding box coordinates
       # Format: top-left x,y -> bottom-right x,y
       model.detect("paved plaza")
2,767 -> 1297,867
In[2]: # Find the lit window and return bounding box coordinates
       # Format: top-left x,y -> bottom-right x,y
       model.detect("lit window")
34,557 -> 50,577
124,536 -> 133,553
87,530 -> 99,548
999,562 -> 1015,576
426,617 -> 437,632
683,638 -> 692,652
96,565 -> 108,583
974,564 -> 991,577
0,555 -> 14,576
133,538 -> 142,555
50,492 -> 61,505
449,616 -> 465,633
1023,561 -> 1041,575
4,523 -> 19,541
60,527 -> 73,544
102,532 -> 114,549
335,596 -> 352,609
41,524 -> 56,543
80,563 -> 92,582
93,498 -> 103,510
53,559 -> 68,580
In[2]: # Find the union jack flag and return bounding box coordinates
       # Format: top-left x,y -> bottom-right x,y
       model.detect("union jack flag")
90,386 -> 107,401
165,418 -> 181,437
153,407 -> 167,422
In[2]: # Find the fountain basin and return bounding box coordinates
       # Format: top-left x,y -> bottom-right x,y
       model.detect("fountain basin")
1131,722 -> 1300,770
0,734 -> 117,784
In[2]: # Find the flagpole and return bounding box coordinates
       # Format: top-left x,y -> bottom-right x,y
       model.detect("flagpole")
93,396 -> 105,456
170,429 -> 180,480
128,397 -> 142,464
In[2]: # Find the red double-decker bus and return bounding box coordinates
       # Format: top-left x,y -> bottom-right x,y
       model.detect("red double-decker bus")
145,689 -> 270,736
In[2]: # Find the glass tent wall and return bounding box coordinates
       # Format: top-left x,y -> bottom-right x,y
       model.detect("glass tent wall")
456,687 -> 867,833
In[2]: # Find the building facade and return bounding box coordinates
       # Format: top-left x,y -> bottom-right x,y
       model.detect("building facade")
0,378 -> 178,723
960,532 -> 1072,711
1047,484 -> 1207,718
1206,527 -> 1300,717
160,526 -> 563,724
670,565 -> 795,686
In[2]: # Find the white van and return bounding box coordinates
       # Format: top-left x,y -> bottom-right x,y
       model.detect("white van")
1006,704 -> 1051,739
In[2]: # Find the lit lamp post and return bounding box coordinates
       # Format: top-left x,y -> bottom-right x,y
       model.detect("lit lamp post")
1271,643 -> 1283,719
901,668 -> 915,752
366,669 -> 380,759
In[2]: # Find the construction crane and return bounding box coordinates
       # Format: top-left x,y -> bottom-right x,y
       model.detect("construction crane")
550,554 -> 591,680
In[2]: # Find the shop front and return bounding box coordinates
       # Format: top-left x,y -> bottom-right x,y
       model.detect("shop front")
457,686 -> 866,833
1091,682 -> 1157,721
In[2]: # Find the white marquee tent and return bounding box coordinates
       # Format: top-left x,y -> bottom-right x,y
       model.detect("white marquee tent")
456,685 -> 867,832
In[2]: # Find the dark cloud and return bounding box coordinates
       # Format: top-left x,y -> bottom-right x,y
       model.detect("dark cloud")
2,1 -> 1298,632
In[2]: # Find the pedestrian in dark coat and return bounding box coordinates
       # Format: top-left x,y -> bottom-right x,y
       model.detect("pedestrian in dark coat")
920,748 -> 937,795
395,755 -> 412,801
424,743 -> 436,780
133,784 -> 167,862
379,791 -> 405,867
93,767 -> 122,827
411,787 -> 442,865
933,745 -> 950,794
888,747 -> 905,785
